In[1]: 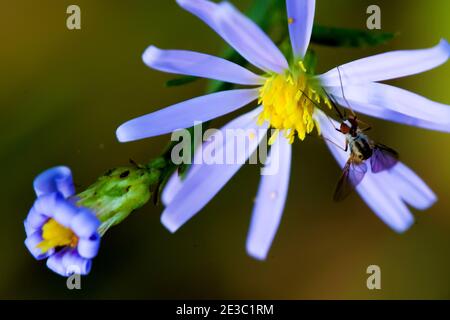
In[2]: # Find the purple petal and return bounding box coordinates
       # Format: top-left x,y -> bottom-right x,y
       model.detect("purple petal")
214,2 -> 288,73
286,0 -> 315,58
46,251 -> 67,276
62,250 -> 92,275
314,110 -> 420,233
325,83 -> 450,133
77,234 -> 100,259
143,46 -> 265,85
33,192 -> 64,219
25,206 -> 48,230
161,107 -> 267,233
24,232 -> 52,260
70,209 -> 100,238
33,166 -> 75,198
319,39 -> 450,86
24,220 -> 37,237
53,200 -> 79,228
246,135 -> 292,260
116,89 -> 259,142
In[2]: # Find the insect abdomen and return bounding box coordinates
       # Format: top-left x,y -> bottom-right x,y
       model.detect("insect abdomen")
351,136 -> 373,161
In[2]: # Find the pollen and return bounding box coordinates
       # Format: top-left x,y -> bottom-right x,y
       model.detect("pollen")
37,219 -> 78,253
258,66 -> 330,144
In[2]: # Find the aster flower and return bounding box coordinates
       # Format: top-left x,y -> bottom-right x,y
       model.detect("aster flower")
25,164 -> 160,276
24,166 -> 100,276
116,0 -> 449,259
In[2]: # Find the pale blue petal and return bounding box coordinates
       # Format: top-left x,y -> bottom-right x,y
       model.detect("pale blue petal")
161,118 -> 233,206
177,0 -> 288,73
325,83 -> 450,132
116,89 -> 259,142
33,166 -> 75,198
286,0 -> 315,58
356,172 -> 415,233
161,173 -> 184,206
319,39 -> 450,86
161,107 -> 267,233
176,0 -> 219,31
246,136 -> 292,260
390,163 -> 437,210
24,220 -> 37,237
214,2 -> 288,73
143,46 -> 266,85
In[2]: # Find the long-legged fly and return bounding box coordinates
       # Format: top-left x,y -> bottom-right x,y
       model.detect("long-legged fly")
332,114 -> 399,201
299,67 -> 399,201
329,67 -> 399,201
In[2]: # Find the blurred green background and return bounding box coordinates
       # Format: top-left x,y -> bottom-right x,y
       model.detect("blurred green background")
1,0 -> 449,299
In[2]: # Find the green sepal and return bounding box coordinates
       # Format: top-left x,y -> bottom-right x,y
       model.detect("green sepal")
76,165 -> 160,235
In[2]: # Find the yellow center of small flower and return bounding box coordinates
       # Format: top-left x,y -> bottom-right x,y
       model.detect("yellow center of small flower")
258,62 -> 331,144
37,219 -> 78,253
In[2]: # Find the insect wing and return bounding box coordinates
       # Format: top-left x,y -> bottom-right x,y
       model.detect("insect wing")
333,160 -> 368,201
371,144 -> 399,173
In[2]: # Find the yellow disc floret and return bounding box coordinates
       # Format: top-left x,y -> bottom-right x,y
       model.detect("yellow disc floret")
258,62 -> 331,144
37,219 -> 78,253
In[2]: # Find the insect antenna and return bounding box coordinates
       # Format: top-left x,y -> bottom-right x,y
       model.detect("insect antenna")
336,66 -> 356,117
298,88 -> 347,152
325,91 -> 345,120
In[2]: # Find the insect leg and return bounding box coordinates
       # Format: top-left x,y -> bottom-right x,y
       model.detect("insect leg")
322,136 -> 348,152
355,118 -> 372,132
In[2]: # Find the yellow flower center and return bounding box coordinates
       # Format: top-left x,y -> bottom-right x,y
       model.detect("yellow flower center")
37,219 -> 78,253
258,62 -> 331,144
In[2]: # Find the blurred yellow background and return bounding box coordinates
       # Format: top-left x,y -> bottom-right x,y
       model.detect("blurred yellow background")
1,0 -> 449,299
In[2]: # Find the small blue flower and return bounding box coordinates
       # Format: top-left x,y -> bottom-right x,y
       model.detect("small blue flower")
24,166 -> 100,276
116,0 -> 447,260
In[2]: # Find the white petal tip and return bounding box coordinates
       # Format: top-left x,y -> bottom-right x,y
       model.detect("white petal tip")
142,45 -> 161,67
418,194 -> 438,211
439,39 -> 450,55
392,219 -> 414,234
115,126 -> 129,143
161,213 -> 180,234
246,245 -> 268,261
